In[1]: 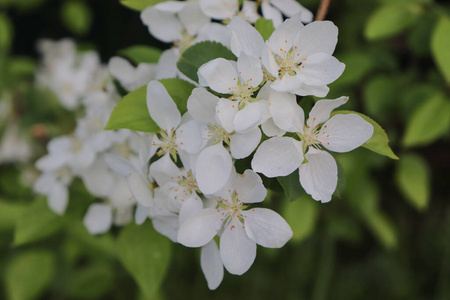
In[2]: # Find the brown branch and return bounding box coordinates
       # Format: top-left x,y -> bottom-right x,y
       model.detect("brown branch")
315,0 -> 332,21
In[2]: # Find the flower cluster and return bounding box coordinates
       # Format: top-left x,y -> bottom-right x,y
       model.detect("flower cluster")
33,0 -> 376,290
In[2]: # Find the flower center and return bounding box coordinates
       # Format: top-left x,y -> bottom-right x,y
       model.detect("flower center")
228,78 -> 260,110
171,170 -> 199,202
153,129 -> 178,160
274,45 -> 305,79
217,192 -> 249,229
206,123 -> 232,146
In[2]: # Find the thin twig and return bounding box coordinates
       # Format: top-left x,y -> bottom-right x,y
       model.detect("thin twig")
315,0 -> 332,21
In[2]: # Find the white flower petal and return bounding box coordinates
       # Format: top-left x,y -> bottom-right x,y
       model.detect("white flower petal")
179,194 -> 203,225
176,120 -> 204,154
299,148 -> 337,203
177,208 -> 223,247
241,1 -> 260,23
198,58 -> 238,93
128,172 -> 153,207
233,102 -> 265,132
235,169 -> 266,204
292,83 -> 330,97
261,2 -> 283,28
140,7 -> 183,43
261,118 -> 286,137
48,183 -> 68,215
104,154 -> 135,177
201,241 -> 224,290
152,214 -> 179,243
307,96 -> 348,127
135,204 -> 151,225
243,208 -> 293,247
149,154 -> 180,186
178,2 -> 210,37
229,127 -> 261,159
297,54 -> 345,86
251,137 -> 303,177
268,14 -> 304,57
220,221 -> 256,275
196,144 -> 233,194
156,48 -> 179,79
196,23 -> 231,47
108,57 -> 135,86
147,80 -> 181,131
272,0 -> 313,22
228,16 -> 265,57
199,0 -> 239,20
83,204 -> 113,235
187,88 -> 219,124
269,88 -> 304,132
216,99 -> 238,133
237,52 -> 263,87
318,114 -> 374,153
294,21 -> 338,58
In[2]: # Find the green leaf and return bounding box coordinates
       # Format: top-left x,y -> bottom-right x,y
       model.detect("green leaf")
66,262 -> 115,299
403,93 -> 450,147
366,211 -> 398,249
332,110 -> 399,159
0,200 -> 27,230
255,17 -> 275,41
119,45 -> 162,64
177,41 -> 236,83
281,194 -> 318,243
104,85 -> 157,132
61,0 -> 92,36
396,153 -> 430,211
363,75 -> 399,123
365,3 -> 422,40
277,171 -> 304,202
337,51 -> 375,85
120,0 -> 167,11
431,16 -> 450,83
105,79 -> 195,132
5,250 -> 56,300
117,222 -> 172,298
0,13 -> 13,51
14,198 -> 65,246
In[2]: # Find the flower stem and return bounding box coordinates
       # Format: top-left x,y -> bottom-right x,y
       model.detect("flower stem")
315,0 -> 332,21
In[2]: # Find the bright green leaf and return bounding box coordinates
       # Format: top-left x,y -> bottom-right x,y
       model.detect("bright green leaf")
117,222 -> 172,298
61,0 -> 92,36
0,13 -> 13,51
177,41 -> 236,83
5,250 -> 56,300
277,171 -> 303,202
281,194 -> 318,243
366,211 -> 398,249
119,45 -> 162,64
403,93 -> 450,147
396,153 -> 430,211
332,110 -> 399,159
104,85 -> 157,132
120,0 -> 167,11
431,16 -> 450,83
365,3 -> 422,40
255,17 -> 275,41
14,198 -> 65,246
105,78 -> 195,132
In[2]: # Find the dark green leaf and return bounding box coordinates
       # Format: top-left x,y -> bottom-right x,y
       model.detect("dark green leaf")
117,222 -> 172,298
177,41 -> 236,83
395,153 -> 430,211
61,0 -> 92,36
66,262 -> 115,299
277,171 -> 303,201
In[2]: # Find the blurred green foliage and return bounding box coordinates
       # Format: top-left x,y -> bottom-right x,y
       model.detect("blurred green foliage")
0,0 -> 449,299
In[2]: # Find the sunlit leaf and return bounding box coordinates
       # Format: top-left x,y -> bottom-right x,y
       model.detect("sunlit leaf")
255,17 -> 275,41
177,41 -> 236,83
396,153 -> 430,211
119,45 -> 162,64
117,222 -> 172,298
5,250 -> 56,300
431,16 -> 450,83
120,0 -> 167,11
332,110 -> 399,159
